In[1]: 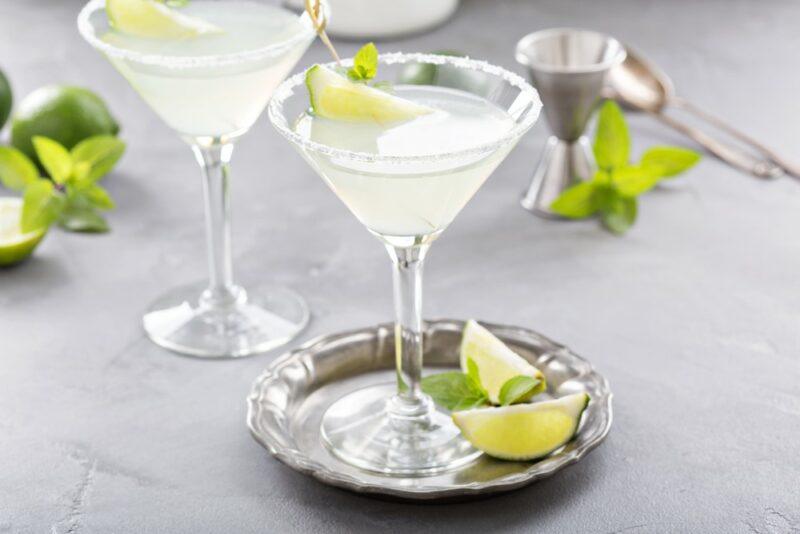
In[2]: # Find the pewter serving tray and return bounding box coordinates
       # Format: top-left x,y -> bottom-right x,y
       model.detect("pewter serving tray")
246,319 -> 612,500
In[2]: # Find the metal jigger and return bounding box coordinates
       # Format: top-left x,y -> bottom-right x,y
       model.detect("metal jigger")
516,28 -> 626,217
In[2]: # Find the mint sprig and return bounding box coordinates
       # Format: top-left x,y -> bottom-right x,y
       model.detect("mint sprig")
422,358 -> 542,411
421,371 -> 488,411
0,135 -> 124,233
498,376 -> 541,406
347,42 -> 378,82
551,100 -> 701,235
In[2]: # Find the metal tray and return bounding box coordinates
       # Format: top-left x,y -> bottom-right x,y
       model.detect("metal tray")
246,319 -> 612,501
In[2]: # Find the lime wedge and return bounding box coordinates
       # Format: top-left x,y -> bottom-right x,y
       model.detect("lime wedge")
0,198 -> 46,267
306,65 -> 434,123
460,320 -> 546,404
107,0 -> 222,39
452,393 -> 590,461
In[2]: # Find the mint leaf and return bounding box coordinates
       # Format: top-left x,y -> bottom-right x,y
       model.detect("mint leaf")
613,164 -> 663,197
0,146 -> 39,192
640,146 -> 701,178
348,42 -> 378,81
498,375 -> 541,406
58,200 -> 109,233
21,180 -> 65,232
601,193 -> 637,235
71,135 -> 125,185
593,100 -> 630,171
33,136 -> 72,184
165,0 -> 189,6
550,181 -> 602,218
421,372 -> 488,411
82,184 -> 115,210
465,357 -> 489,397
466,357 -> 481,385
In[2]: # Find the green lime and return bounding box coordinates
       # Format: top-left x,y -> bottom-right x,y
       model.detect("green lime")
452,393 -> 590,461
107,0 -> 222,38
306,65 -> 433,123
0,68 -> 12,130
11,85 -> 120,165
460,320 -> 546,404
0,197 -> 46,267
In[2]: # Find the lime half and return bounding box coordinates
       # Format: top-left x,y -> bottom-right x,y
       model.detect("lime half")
452,393 -> 590,461
0,198 -> 46,267
460,320 -> 546,404
107,0 -> 222,39
306,65 -> 434,124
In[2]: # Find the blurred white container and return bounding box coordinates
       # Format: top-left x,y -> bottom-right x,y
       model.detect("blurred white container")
286,0 -> 459,39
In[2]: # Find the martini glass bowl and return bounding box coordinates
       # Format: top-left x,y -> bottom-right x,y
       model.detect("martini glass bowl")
78,0 -> 328,358
269,53 -> 542,476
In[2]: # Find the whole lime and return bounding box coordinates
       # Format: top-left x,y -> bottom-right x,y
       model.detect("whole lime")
0,68 -> 12,130
11,86 -> 119,165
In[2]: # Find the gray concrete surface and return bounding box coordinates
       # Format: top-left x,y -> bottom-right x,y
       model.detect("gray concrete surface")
1,0 -> 799,532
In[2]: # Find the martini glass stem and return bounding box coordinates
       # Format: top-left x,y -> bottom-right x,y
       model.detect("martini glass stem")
193,143 -> 241,307
386,244 -> 433,420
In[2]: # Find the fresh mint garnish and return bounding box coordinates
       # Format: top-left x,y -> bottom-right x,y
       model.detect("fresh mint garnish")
0,147 -> 39,191
551,100 -> 701,235
601,193 -> 637,235
421,371 -> 489,411
465,357 -> 481,386
641,146 -> 704,177
465,356 -> 490,397
423,360 -> 539,410
21,180 -> 64,233
162,0 -> 190,7
498,375 -> 542,406
58,192 -> 110,233
593,99 -> 630,171
348,42 -> 378,82
32,137 -> 72,185
0,135 -> 125,233
71,135 -> 126,186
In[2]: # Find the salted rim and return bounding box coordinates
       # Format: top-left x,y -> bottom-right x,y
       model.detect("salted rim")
77,0 -> 323,69
267,53 -> 543,164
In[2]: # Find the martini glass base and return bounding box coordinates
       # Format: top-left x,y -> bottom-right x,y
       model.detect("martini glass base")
321,383 -> 482,476
142,281 -> 309,358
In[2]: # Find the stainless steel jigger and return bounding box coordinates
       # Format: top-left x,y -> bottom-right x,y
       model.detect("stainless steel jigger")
516,28 -> 626,217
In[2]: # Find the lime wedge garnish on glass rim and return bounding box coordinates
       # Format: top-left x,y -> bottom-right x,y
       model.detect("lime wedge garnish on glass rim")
452,392 -> 590,461
305,65 -> 434,123
460,320 -> 546,404
0,198 -> 46,267
107,0 -> 223,39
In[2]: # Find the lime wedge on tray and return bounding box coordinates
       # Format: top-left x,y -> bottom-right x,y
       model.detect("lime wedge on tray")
0,198 -> 46,267
452,392 -> 590,461
107,0 -> 222,39
460,320 -> 546,404
306,65 -> 434,123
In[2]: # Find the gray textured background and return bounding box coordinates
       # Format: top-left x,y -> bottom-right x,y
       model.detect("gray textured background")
1,1 -> 799,533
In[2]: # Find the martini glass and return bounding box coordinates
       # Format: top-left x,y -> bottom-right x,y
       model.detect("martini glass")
269,53 -> 542,475
78,0 -> 328,358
